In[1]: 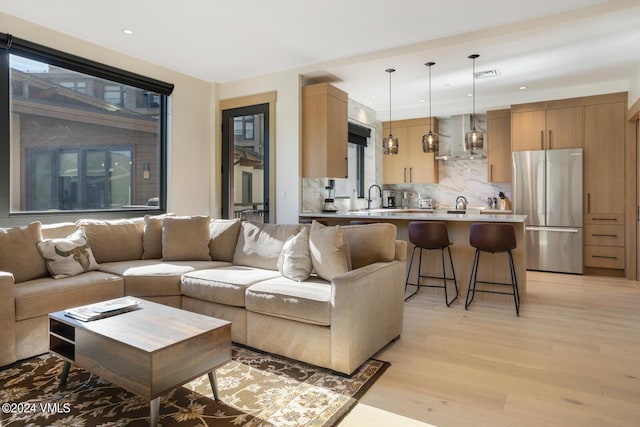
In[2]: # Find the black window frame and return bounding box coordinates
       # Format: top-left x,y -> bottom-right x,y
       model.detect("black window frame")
0,33 -> 174,225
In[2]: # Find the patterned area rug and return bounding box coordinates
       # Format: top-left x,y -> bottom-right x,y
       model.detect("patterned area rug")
0,345 -> 388,426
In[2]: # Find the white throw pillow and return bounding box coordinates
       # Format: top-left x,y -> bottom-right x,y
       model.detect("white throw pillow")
37,228 -> 99,279
277,227 -> 312,282
309,221 -> 351,282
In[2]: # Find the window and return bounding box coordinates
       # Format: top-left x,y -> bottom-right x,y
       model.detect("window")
0,33 -> 174,216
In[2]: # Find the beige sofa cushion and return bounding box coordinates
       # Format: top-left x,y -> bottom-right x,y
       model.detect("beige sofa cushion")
245,276 -> 332,326
233,222 -> 301,270
162,216 -> 211,261
41,222 -> 78,239
78,218 -> 144,263
209,218 -> 242,262
141,213 -> 175,259
309,221 -> 351,281
277,227 -> 312,282
37,228 -> 99,279
343,223 -> 397,269
182,266 -> 281,307
14,271 -> 124,320
100,259 -> 227,296
0,222 -> 47,283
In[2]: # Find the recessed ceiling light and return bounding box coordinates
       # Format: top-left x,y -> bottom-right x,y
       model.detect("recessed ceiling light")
467,93 -> 473,97
519,86 -> 528,90
123,29 -> 135,35
419,99 -> 425,103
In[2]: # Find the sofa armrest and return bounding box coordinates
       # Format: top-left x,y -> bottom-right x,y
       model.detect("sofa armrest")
0,271 -> 17,366
395,239 -> 407,262
330,259 -> 406,374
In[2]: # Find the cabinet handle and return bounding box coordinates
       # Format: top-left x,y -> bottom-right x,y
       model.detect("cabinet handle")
587,193 -> 591,213
490,164 -> 493,181
404,168 -> 407,183
540,130 -> 544,150
592,255 -> 618,259
592,217 -> 618,222
548,130 -> 552,149
345,157 -> 348,178
592,233 -> 617,237
409,168 -> 413,183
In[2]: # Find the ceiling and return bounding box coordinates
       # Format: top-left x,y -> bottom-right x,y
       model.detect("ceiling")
1,0 -> 639,119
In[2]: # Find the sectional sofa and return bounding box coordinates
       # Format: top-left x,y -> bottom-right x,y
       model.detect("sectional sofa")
0,215 -> 406,375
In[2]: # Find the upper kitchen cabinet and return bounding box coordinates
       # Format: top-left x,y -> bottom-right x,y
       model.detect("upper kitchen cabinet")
486,109 -> 511,182
382,117 -> 439,184
511,102 -> 583,151
584,100 -> 626,216
301,83 -> 348,178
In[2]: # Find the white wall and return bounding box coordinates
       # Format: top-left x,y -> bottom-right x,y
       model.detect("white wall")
629,65 -> 640,106
219,72 -> 301,224
0,12 -> 215,217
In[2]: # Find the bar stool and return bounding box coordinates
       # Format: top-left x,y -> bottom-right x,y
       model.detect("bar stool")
300,219 -> 328,226
349,220 -> 378,225
465,223 -> 520,316
404,221 -> 458,306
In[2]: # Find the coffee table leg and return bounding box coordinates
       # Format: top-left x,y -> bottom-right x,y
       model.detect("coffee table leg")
58,361 -> 71,389
208,370 -> 220,401
150,397 -> 160,427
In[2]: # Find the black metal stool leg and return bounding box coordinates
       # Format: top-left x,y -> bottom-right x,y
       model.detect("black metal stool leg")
508,250 -> 520,316
446,245 -> 458,306
404,246 -> 419,301
465,249 -> 480,310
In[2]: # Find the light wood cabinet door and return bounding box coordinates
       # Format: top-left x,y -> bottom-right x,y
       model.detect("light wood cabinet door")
545,106 -> 583,149
407,125 -> 438,184
584,102 -> 626,215
511,110 -> 546,151
487,109 -> 512,182
382,126 -> 408,184
301,83 -> 348,178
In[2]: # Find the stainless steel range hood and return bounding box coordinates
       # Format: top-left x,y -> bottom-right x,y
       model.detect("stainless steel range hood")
435,114 -> 486,160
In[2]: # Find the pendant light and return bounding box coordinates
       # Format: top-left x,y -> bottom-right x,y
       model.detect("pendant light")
464,54 -> 484,151
383,68 -> 399,155
422,61 -> 438,153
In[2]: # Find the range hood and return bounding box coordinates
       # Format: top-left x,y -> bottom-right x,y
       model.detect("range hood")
435,114 -> 486,160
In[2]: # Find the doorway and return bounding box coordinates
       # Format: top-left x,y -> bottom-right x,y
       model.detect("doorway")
221,103 -> 270,222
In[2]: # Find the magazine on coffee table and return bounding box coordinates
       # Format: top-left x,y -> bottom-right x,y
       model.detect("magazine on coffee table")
65,297 -> 140,322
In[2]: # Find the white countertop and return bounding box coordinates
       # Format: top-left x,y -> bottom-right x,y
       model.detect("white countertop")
300,209 -> 527,223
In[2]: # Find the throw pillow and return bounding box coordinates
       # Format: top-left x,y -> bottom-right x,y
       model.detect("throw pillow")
0,221 -> 48,283
141,213 -> 175,259
209,218 -> 242,262
309,220 -> 351,282
37,228 -> 99,279
277,226 -> 312,282
233,222 -> 302,270
162,216 -> 211,261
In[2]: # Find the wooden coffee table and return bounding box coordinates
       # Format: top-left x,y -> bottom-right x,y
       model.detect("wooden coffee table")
49,297 -> 231,426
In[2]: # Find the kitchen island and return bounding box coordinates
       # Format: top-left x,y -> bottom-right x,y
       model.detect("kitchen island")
300,210 -> 528,303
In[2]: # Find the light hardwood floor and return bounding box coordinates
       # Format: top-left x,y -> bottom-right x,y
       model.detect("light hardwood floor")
340,271 -> 640,427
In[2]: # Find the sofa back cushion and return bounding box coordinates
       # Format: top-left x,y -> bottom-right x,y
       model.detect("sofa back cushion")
0,221 -> 48,283
342,223 -> 397,269
41,222 -> 79,239
209,218 -> 242,262
233,222 -> 301,270
77,218 -> 144,263
141,213 -> 175,259
162,216 -> 211,261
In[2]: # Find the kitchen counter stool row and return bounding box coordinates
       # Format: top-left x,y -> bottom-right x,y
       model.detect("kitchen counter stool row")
404,221 -> 520,316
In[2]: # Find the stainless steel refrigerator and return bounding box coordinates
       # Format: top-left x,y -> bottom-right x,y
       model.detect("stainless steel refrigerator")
512,148 -> 583,274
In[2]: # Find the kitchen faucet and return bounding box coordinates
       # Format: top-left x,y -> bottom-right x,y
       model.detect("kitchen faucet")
367,184 -> 382,210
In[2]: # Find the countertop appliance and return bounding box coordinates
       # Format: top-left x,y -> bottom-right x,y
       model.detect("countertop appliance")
322,181 -> 338,212
512,148 -> 583,274
455,196 -> 468,210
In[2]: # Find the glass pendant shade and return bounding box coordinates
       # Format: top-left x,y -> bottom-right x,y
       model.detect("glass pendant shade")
384,68 -> 398,155
422,61 -> 438,153
466,54 -> 484,152
384,135 -> 399,155
464,129 -> 484,151
422,131 -> 438,153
